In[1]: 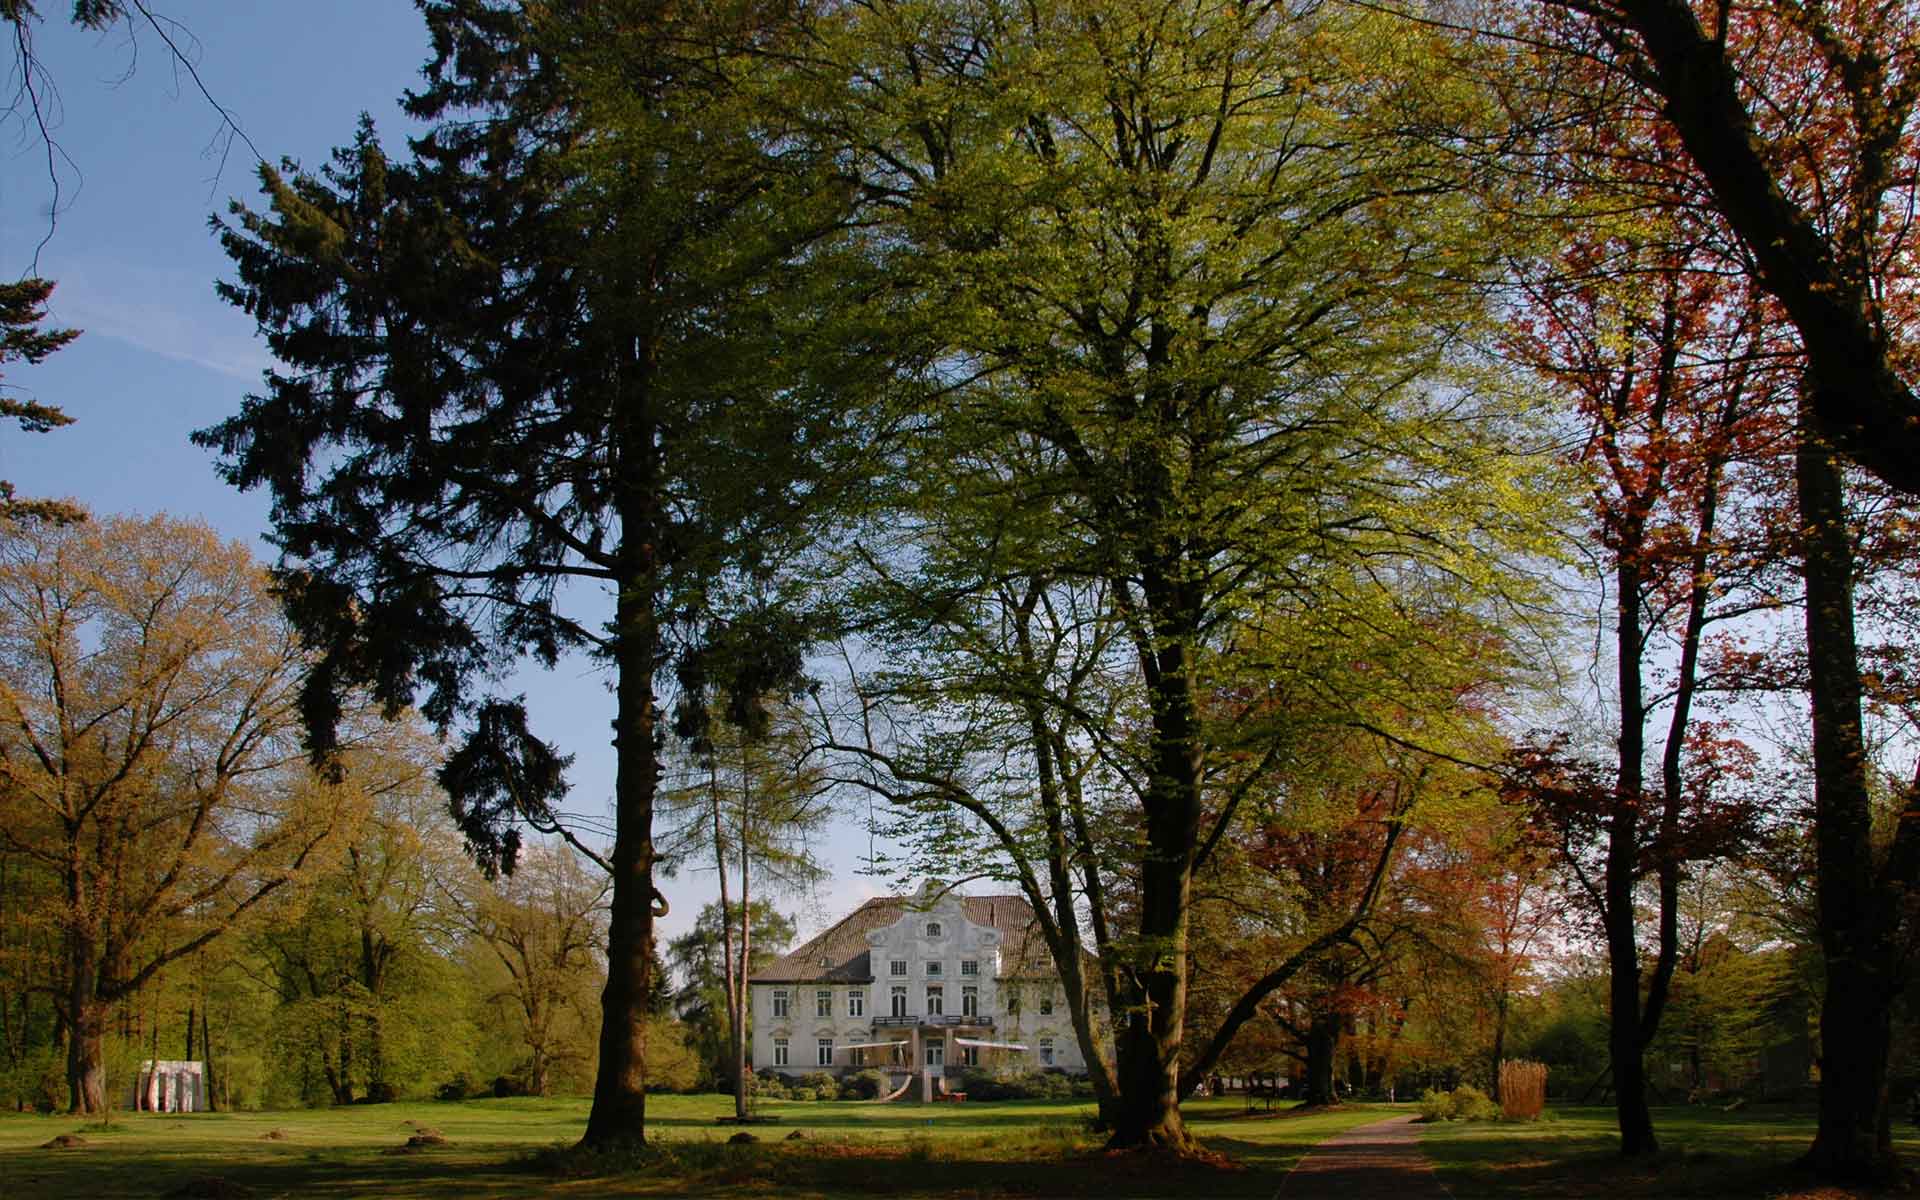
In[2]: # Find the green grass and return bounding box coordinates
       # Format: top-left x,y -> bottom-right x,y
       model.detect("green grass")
0,1094 -> 1393,1199
1419,1103 -> 1920,1199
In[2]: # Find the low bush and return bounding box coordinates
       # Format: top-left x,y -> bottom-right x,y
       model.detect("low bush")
1419,1084 -> 1500,1123
1417,1087 -> 1455,1122
952,1069 -> 1074,1100
841,1069 -> 891,1100
435,1073 -> 477,1102
1450,1084 -> 1500,1122
797,1071 -> 837,1096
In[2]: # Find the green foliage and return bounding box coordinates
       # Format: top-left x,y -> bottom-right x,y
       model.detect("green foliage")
1451,1085 -> 1501,1122
819,0 -> 1570,1137
643,1021 -> 702,1095
666,900 -> 796,1091
954,1069 -> 1075,1101
0,278 -> 82,524
1418,1087 -> 1456,1122
1419,1084 -> 1499,1122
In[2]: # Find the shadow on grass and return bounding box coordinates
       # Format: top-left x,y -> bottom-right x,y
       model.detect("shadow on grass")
0,1097 -> 1396,1199
1421,1105 -> 1920,1200
528,1134 -> 1270,1199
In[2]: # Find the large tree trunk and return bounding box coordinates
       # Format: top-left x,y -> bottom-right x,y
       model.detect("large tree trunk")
1795,411 -> 1903,1185
1300,1010 -> 1341,1107
1104,609 -> 1201,1152
1489,992 -> 1509,1103
65,952 -> 105,1114
581,556 -> 662,1149
201,1007 -> 217,1113
1607,549 -> 1659,1156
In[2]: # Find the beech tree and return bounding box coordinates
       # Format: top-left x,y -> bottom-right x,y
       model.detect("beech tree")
199,0 -> 869,1147
1504,198 -> 1783,1152
0,514 -> 351,1112
457,842 -> 609,1097
1544,0 -> 1920,499
252,724 -> 468,1104
1504,5 -> 1920,1174
820,0 -> 1558,1148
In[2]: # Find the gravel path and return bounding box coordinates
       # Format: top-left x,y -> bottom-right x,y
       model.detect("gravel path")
1274,1114 -> 1453,1200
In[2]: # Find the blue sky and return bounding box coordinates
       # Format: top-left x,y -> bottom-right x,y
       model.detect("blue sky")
1,1 -> 889,943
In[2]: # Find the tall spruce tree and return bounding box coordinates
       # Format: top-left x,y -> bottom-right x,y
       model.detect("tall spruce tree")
0,279 -> 81,524
198,0 -> 869,1147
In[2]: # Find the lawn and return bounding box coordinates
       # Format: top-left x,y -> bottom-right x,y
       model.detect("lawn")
1419,1103 -> 1920,1199
0,1094 -> 1393,1199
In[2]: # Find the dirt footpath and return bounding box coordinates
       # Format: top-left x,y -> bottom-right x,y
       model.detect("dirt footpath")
1275,1114 -> 1452,1200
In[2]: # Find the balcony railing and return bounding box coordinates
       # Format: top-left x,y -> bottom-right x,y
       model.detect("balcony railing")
871,1014 -> 995,1028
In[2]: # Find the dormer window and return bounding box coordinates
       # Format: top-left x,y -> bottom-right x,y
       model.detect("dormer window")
926,921 -> 942,937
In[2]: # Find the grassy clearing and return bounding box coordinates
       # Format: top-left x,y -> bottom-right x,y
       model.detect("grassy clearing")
1419,1104 -> 1920,1199
0,1094 -> 1392,1199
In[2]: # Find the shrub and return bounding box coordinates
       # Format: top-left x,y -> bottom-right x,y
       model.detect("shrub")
1418,1084 -> 1500,1122
842,1069 -> 890,1100
950,1070 -> 1073,1101
798,1071 -> 837,1096
1416,1087 -> 1454,1122
1450,1084 -> 1500,1122
1498,1060 -> 1549,1121
492,1074 -> 531,1098
435,1073 -> 477,1102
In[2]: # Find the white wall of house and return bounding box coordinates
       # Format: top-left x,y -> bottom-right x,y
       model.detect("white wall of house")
748,887 -> 1095,1077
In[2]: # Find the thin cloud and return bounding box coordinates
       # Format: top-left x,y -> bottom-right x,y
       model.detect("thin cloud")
39,261 -> 275,383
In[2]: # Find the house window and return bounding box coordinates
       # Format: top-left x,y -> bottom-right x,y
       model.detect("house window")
773,1037 -> 789,1067
926,921 -> 942,937
1039,992 -> 1054,1016
926,1041 -> 945,1067
926,984 -> 944,1016
962,985 -> 979,1018
890,959 -> 908,977
848,989 -> 865,1017
961,959 -> 979,976
1007,987 -> 1020,1015
891,985 -> 908,1017
818,1038 -> 835,1067
816,989 -> 832,1018
771,989 -> 789,1018
926,960 -> 943,977
1039,1038 -> 1055,1066
961,1044 -> 979,1067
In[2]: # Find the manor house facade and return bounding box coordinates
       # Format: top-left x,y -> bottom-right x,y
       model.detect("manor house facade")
747,882 -> 1097,1079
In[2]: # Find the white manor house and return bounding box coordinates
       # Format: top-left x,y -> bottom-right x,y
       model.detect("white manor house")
748,882 -> 1100,1083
